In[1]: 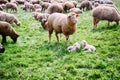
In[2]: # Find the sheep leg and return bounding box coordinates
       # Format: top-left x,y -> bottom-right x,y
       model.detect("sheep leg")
93,18 -> 99,30
1,35 -> 6,45
107,21 -> 110,27
49,30 -> 53,43
55,32 -> 59,42
116,21 -> 119,25
65,35 -> 69,45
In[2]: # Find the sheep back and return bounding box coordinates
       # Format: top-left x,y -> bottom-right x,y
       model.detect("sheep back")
93,5 -> 120,21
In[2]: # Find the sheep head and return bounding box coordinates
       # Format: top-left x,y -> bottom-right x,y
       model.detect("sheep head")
67,12 -> 80,24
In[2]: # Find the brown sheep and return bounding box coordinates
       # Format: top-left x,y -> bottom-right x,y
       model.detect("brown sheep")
0,11 -> 20,26
24,1 -> 35,11
41,2 -> 51,12
0,44 -> 5,53
69,8 -> 82,14
46,3 -> 64,14
92,5 -> 120,30
16,0 -> 24,4
32,12 -> 49,22
0,0 -> 8,4
6,2 -> 18,13
79,0 -> 92,11
63,1 -> 75,12
46,12 -> 79,44
0,21 -> 19,44
29,0 -> 41,4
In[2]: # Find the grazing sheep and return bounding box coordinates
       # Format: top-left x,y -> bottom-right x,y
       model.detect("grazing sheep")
63,1 -> 75,12
0,21 -> 19,44
81,40 -> 96,52
6,2 -> 18,13
32,12 -> 49,22
69,8 -> 82,14
41,2 -> 51,12
79,0 -> 92,11
0,11 -> 20,26
46,3 -> 63,14
16,0 -> 24,4
29,0 -> 40,4
0,44 -> 5,53
67,42 -> 80,52
47,12 -> 79,44
0,0 -> 8,4
92,5 -> 120,29
1,4 -> 6,10
24,1 -> 35,11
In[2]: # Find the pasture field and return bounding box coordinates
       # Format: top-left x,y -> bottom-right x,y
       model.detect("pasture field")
0,1 -> 120,80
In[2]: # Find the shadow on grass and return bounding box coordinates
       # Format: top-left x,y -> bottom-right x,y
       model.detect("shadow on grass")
91,24 -> 118,33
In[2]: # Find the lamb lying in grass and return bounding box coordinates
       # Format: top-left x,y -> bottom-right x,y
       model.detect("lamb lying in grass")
81,40 -> 96,52
67,42 -> 80,52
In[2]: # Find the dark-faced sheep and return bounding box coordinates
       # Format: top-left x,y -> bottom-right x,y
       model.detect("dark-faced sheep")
46,12 -> 79,44
0,21 -> 19,44
79,0 -> 92,11
46,3 -> 63,14
6,2 -> 18,13
92,5 -> 120,29
0,44 -> 5,53
0,11 -> 20,26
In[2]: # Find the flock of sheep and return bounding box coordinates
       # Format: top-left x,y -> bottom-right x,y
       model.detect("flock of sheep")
0,0 -> 119,53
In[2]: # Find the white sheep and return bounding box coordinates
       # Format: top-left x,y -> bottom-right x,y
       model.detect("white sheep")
67,42 -> 80,52
81,40 -> 96,52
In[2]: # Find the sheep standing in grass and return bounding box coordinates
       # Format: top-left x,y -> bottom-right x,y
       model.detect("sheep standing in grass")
0,44 -> 5,53
0,21 -> 19,44
47,12 -> 79,44
67,42 -> 80,52
81,40 -> 96,52
79,0 -> 92,11
46,3 -> 64,14
6,2 -> 18,13
0,11 -> 20,26
92,5 -> 120,30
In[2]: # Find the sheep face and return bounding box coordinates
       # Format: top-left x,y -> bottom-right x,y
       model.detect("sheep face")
14,19 -> 20,26
81,40 -> 87,48
0,44 -> 5,53
11,34 -> 19,43
68,12 -> 79,24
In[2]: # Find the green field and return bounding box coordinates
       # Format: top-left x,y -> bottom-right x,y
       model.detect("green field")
0,1 -> 120,80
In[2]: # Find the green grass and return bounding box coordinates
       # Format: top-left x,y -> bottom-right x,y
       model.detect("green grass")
0,2 -> 120,80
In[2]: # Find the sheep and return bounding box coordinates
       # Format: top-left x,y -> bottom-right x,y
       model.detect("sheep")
41,2 -> 51,12
24,1 -> 35,11
92,5 -> 120,30
16,0 -> 24,4
63,1 -> 75,12
46,3 -> 64,14
0,21 -> 19,44
81,40 -> 96,52
29,0 -> 41,4
6,2 -> 18,13
79,0 -> 92,11
0,11 -> 20,26
69,8 -> 82,14
46,12 -> 79,44
0,0 -> 8,4
67,42 -> 80,52
32,12 -> 49,22
0,44 -> 5,53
